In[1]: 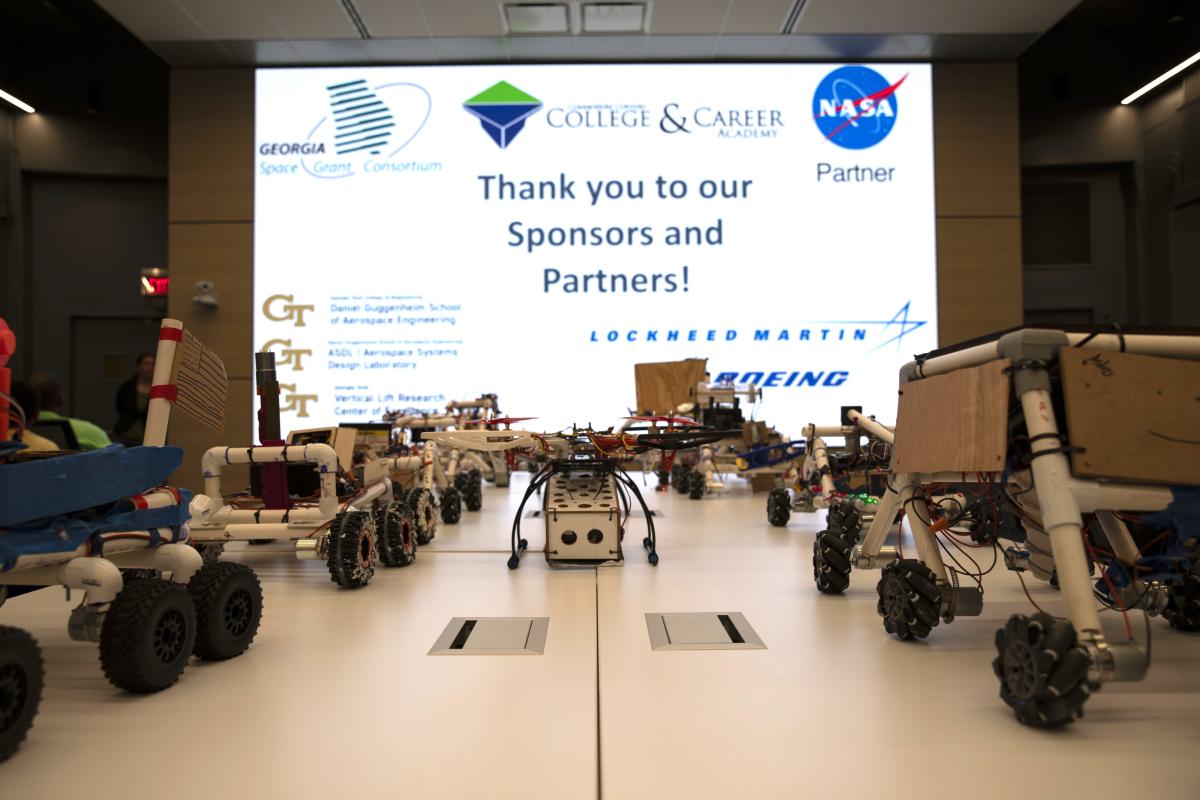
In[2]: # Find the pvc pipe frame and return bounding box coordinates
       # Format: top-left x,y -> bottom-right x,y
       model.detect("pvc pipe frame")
910,331 -> 1200,379
808,437 -> 836,498
845,410 -> 895,445
200,443 -> 340,518
192,478 -> 390,541
143,318 -> 182,447
2,557 -> 124,604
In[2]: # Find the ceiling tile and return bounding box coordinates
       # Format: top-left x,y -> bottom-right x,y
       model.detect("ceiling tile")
356,0 -> 431,37
258,0 -> 359,39
95,0 -> 211,41
505,34 -> 577,61
170,0 -> 286,40
644,34 -> 720,58
427,36 -> 510,62
649,0 -> 730,35
144,40 -> 236,66
723,0 -> 794,34
288,38 -> 372,63
784,33 -> 864,59
714,34 -> 793,59
574,35 -> 652,59
854,33 -> 934,59
363,37 -> 441,63
418,0 -> 505,37
942,0 -> 1082,34
795,0 -> 961,35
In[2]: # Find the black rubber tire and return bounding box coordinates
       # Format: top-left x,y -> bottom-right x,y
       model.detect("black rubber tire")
375,501 -> 417,567
992,612 -> 1095,727
1165,561 -> 1200,632
325,511 -> 376,589
766,488 -> 791,527
671,462 -> 690,494
0,626 -> 43,764
193,542 -> 225,565
99,578 -> 196,693
688,471 -> 705,500
409,487 -> 438,545
188,562 -> 262,661
441,485 -> 463,524
876,559 -> 941,640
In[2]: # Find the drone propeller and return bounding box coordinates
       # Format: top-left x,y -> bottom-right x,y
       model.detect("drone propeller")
479,416 -> 537,430
622,415 -> 700,427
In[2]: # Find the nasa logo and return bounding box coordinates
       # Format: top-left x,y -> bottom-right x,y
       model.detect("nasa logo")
812,66 -> 906,150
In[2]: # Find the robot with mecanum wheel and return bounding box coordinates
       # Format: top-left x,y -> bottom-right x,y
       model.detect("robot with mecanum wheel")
0,318 -> 261,762
187,351 -> 415,588
809,326 -> 1200,728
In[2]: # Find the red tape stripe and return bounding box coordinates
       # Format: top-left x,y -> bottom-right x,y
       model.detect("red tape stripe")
159,327 -> 183,342
150,384 -> 178,402
131,495 -> 148,510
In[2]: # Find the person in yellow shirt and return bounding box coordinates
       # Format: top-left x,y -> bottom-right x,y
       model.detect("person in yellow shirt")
27,371 -> 110,450
8,380 -> 59,452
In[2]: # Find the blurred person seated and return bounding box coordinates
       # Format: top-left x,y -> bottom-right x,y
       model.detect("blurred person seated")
27,370 -> 112,450
7,380 -> 60,451
114,351 -> 154,446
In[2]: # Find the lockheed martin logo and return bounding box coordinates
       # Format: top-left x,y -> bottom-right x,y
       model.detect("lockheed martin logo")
463,81 -> 543,149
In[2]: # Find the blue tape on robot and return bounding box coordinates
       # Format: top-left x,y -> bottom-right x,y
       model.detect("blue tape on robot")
0,444 -> 184,528
0,496 -> 192,572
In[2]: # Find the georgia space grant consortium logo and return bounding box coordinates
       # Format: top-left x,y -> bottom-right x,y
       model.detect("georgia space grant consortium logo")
812,66 -> 906,150
463,81 -> 543,149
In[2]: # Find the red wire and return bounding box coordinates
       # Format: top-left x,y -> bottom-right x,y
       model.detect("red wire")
1083,533 -> 1134,640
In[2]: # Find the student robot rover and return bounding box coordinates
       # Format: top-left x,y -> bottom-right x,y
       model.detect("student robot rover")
188,352 -> 413,589
813,327 -> 1200,727
0,318 -> 260,761
423,420 -> 736,569
765,409 -> 894,527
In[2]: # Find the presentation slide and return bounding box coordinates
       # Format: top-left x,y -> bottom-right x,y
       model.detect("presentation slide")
254,64 -> 937,435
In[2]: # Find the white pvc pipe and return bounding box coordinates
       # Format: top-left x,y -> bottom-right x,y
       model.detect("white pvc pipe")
1064,332 -> 1200,359
201,443 -> 340,518
809,437 -> 836,498
2,557 -> 124,604
143,318 -> 183,447
108,542 -> 202,583
1019,387 -> 1104,637
895,473 -> 949,582
1070,479 -> 1173,513
847,410 -> 895,444
910,341 -> 1002,378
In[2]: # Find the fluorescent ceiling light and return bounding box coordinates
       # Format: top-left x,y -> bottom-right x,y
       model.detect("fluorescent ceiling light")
582,3 -> 645,33
504,3 -> 570,34
0,88 -> 34,114
1121,50 -> 1200,104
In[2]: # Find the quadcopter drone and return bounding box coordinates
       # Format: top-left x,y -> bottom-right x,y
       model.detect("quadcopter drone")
423,416 -> 736,569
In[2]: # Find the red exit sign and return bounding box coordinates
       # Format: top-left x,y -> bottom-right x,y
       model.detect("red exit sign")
140,270 -> 169,296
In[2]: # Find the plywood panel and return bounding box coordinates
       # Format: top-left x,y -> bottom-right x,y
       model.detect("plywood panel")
169,69 -> 253,222
634,358 -> 707,416
892,359 -> 1011,474
1061,347 -> 1200,486
936,217 -> 1023,345
167,222 -> 253,378
169,375 -> 252,493
933,62 -> 1020,218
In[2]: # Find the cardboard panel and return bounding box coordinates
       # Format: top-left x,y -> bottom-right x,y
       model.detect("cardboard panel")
634,358 -> 707,417
168,375 -> 252,493
1061,347 -> 1200,486
892,359 -> 1011,474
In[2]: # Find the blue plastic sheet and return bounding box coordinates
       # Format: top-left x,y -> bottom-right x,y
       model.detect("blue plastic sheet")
0,444 -> 183,527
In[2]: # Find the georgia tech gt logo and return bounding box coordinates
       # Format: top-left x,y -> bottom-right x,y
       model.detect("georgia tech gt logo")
261,339 -> 313,371
278,383 -> 317,417
262,294 -> 315,327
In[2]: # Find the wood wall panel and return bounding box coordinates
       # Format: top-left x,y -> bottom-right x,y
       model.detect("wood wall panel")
936,217 -> 1023,344
933,62 -> 1021,218
168,68 -> 255,490
169,69 -> 253,222
932,63 -> 1022,345
167,222 -> 254,380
